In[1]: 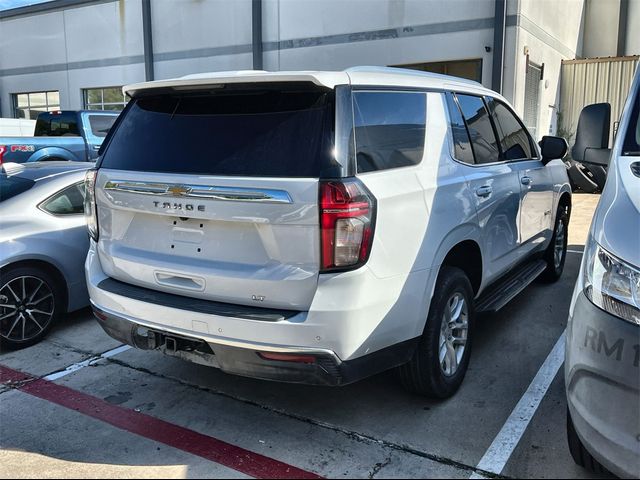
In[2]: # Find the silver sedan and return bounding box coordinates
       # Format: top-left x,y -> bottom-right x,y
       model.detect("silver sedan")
0,161 -> 94,349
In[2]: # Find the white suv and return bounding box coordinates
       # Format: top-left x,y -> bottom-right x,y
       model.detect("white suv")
85,67 -> 572,398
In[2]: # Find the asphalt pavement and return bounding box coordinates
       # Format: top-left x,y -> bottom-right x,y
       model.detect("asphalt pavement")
0,193 -> 610,479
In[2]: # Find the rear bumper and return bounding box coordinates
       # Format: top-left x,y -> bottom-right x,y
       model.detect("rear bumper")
92,302 -> 417,386
565,291 -> 640,479
93,302 -> 346,385
86,244 -> 421,385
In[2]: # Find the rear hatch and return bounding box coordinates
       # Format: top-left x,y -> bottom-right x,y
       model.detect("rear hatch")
95,85 -> 336,310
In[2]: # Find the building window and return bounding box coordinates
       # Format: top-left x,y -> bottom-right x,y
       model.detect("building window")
13,91 -> 60,119
524,62 -> 542,139
393,59 -> 483,83
83,87 -> 127,111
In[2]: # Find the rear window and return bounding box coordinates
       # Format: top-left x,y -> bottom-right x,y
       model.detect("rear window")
100,89 -> 334,177
445,92 -> 475,164
0,175 -> 35,202
88,114 -> 117,138
34,112 -> 80,137
39,182 -> 85,215
489,99 -> 535,160
455,94 -> 500,164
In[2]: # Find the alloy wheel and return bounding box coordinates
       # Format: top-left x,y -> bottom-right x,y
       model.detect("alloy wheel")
0,276 -> 55,343
554,218 -> 566,269
439,292 -> 469,376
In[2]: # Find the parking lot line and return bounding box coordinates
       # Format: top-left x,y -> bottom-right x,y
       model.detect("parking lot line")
43,344 -> 131,381
469,331 -> 566,478
0,364 -> 322,480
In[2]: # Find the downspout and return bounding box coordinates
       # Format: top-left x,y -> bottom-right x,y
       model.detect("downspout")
617,0 -> 628,56
142,0 -> 154,81
252,0 -> 263,70
492,0 -> 506,93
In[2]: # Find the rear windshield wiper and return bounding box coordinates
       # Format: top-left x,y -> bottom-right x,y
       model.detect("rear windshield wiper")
170,97 -> 182,120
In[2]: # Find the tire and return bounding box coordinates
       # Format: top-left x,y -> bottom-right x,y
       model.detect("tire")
567,408 -> 609,475
540,206 -> 569,282
0,266 -> 62,350
398,266 -> 475,398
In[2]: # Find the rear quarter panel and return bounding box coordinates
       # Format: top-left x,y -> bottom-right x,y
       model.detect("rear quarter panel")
0,137 -> 87,162
356,92 -> 480,343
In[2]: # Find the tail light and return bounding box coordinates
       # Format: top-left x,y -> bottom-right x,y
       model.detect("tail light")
319,179 -> 376,272
0,146 -> 6,165
84,169 -> 99,241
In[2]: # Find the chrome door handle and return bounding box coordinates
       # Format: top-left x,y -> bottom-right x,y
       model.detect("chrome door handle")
521,176 -> 532,186
475,186 -> 493,197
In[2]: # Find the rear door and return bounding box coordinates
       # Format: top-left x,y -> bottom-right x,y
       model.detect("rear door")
95,87 -> 335,310
487,97 -> 554,255
451,93 -> 523,283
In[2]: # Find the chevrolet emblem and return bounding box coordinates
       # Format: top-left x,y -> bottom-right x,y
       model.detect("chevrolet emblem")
166,185 -> 192,196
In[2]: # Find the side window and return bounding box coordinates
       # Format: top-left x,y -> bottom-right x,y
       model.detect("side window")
39,182 -> 85,215
489,99 -> 535,160
88,114 -> 117,138
455,94 -> 500,164
445,92 -> 475,164
353,91 -> 426,173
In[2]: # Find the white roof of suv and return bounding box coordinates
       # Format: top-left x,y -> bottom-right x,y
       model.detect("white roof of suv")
123,66 -> 497,99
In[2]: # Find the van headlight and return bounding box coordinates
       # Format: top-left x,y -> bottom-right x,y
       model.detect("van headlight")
583,236 -> 640,325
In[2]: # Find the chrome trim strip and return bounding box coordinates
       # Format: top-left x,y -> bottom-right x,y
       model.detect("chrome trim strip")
104,180 -> 293,204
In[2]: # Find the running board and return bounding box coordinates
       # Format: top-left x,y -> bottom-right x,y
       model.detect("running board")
475,259 -> 547,314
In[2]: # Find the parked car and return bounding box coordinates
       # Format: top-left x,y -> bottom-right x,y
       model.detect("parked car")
86,67 -> 571,397
0,161 -> 94,349
0,110 -> 119,165
565,68 -> 640,478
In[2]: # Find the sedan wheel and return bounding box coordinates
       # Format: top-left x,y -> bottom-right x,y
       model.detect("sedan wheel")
0,269 -> 59,349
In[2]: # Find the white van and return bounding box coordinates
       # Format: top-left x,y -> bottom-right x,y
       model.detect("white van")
565,67 -> 640,478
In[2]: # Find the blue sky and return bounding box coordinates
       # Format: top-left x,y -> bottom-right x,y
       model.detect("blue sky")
0,0 -> 50,11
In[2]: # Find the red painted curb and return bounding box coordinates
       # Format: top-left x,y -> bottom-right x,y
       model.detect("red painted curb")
0,364 -> 322,479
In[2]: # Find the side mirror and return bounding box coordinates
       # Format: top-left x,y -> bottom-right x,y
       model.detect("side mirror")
572,103 -> 611,162
539,135 -> 568,164
583,147 -> 611,167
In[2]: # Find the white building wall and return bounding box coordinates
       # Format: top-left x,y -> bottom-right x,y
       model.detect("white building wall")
64,0 -> 143,63
0,0 -> 144,116
582,0 -> 621,58
512,0 -> 585,138
263,0 -> 499,87
626,0 -> 640,55
1,0 -> 629,129
151,0 -> 253,79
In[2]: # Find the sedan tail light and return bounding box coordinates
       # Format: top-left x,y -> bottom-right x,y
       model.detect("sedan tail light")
84,169 -> 99,241
319,179 -> 376,272
0,146 -> 6,165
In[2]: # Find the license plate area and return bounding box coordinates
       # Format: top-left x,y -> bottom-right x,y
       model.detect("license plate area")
133,326 -> 212,355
